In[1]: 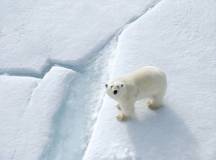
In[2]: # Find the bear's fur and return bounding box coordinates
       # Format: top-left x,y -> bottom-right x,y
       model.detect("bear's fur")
105,66 -> 167,121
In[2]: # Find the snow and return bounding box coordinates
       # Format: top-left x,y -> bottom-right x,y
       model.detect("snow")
0,0 -> 216,160
0,75 -> 38,159
43,42 -> 112,160
83,0 -> 216,159
13,66 -> 75,160
0,0 -> 157,76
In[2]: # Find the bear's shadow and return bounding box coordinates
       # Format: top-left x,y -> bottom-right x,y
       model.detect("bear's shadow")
126,104 -> 200,160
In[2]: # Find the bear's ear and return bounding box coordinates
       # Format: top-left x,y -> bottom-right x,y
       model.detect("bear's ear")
105,84 -> 108,88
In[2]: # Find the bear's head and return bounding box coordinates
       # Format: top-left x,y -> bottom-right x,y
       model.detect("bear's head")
105,81 -> 127,100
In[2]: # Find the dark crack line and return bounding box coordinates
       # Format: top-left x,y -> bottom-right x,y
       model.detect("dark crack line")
0,0 -> 162,80
3,1 -> 163,159
82,0 -> 163,159
0,60 -> 81,79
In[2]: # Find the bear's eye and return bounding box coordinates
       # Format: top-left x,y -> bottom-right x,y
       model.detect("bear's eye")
105,84 -> 108,88
111,85 -> 113,88
121,84 -> 124,87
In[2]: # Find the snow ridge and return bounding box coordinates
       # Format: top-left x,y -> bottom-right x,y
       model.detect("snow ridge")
13,67 -> 75,160
81,0 -> 164,158
40,0 -> 164,159
0,0 -> 164,159
0,0 -> 162,80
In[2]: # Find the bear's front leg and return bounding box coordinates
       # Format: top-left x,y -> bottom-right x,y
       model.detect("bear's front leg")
116,104 -> 121,111
126,101 -> 135,115
116,112 -> 128,121
117,101 -> 135,121
116,104 -> 127,121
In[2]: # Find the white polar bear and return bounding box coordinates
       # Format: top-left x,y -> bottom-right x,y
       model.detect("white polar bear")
105,66 -> 167,121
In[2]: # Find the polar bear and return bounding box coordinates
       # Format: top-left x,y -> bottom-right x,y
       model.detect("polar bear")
105,66 -> 167,121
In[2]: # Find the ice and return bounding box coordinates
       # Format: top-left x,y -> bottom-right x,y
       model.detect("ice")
0,0 -> 216,159
43,43 -> 112,160
0,75 -> 39,159
0,0 -> 157,76
13,66 -> 75,160
83,0 -> 216,160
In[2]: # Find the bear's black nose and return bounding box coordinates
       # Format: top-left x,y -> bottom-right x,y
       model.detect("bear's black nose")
113,90 -> 118,95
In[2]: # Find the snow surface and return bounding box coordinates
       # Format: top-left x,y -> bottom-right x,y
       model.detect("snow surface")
0,75 -> 38,159
42,45 -> 113,160
13,66 -> 75,160
0,0 -> 216,160
84,0 -> 216,160
0,0 -> 157,76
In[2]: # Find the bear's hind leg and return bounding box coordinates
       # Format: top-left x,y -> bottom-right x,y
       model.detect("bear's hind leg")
147,94 -> 164,110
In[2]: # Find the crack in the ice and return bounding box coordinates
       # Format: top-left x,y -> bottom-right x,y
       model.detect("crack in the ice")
0,59 -> 81,79
0,1 -> 162,80
2,0 -> 163,159
123,0 -> 163,29
81,0 -> 163,158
